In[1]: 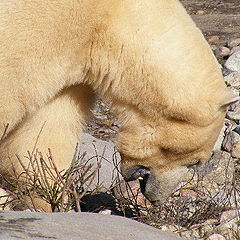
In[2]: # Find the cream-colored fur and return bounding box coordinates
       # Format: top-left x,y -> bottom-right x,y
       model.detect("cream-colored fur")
0,0 -> 236,210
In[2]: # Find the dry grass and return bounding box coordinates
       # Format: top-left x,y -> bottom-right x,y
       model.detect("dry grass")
0,145 -> 101,212
113,161 -> 240,239
0,123 -> 239,238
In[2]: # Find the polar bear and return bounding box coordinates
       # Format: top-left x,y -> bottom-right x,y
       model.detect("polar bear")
0,0 -> 237,210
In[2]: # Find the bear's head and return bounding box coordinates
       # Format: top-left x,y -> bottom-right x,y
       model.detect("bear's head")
117,91 -> 238,205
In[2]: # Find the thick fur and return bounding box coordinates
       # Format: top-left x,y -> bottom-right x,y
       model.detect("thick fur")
0,0 -> 234,209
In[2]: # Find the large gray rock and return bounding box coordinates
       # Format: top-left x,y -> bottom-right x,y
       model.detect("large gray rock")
79,133 -> 122,191
224,72 -> 240,89
224,51 -> 240,72
0,211 -> 185,240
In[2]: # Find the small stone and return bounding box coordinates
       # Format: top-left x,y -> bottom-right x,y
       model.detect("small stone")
208,36 -> 220,43
196,219 -> 218,236
201,151 -> 234,186
228,38 -> 240,49
99,209 -> 112,215
112,180 -> 151,207
220,209 -> 240,225
213,124 -> 226,151
211,187 -> 240,208
211,45 -> 218,51
196,10 -> 205,15
219,46 -> 231,57
160,225 -> 178,233
222,130 -> 240,152
0,188 -> 11,211
224,72 -> 240,88
230,46 -> 240,55
200,181 -> 219,192
226,101 -> 240,120
231,141 -> 240,158
224,51 -> 240,72
226,110 -> 240,120
179,189 -> 198,199
233,125 -> 240,135
207,234 -> 226,240
219,209 -> 240,235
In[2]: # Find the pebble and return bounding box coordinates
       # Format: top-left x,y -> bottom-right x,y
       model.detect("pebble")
213,125 -> 226,151
226,101 -> 240,120
222,130 -> 240,152
224,50 -> 240,72
219,46 -> 231,57
99,209 -> 112,215
228,38 -> 240,49
196,10 -> 205,15
211,45 -> 218,51
202,151 -> 234,185
220,210 -> 240,227
0,188 -> 11,211
230,46 -> 240,55
207,234 -> 226,240
218,209 -> 240,238
208,36 -> 220,43
224,72 -> 240,88
179,189 -> 197,199
112,180 -> 151,207
231,141 -> 240,158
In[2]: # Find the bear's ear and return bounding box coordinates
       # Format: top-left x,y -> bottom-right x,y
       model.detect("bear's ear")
219,90 -> 239,109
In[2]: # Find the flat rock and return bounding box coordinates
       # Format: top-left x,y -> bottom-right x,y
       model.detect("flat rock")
79,133 -> 122,191
213,124 -> 226,151
0,211 -> 185,240
224,51 -> 240,72
224,72 -> 240,89
228,38 -> 240,49
222,130 -> 240,152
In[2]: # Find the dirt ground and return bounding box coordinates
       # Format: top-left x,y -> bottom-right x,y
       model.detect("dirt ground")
181,0 -> 240,44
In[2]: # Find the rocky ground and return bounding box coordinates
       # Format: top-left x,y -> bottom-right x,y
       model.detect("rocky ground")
0,1 -> 239,240
85,1 -> 240,239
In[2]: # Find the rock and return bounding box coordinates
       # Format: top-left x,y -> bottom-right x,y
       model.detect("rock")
224,72 -> 240,88
179,189 -> 197,199
233,125 -> 240,135
220,209 -> 240,229
226,101 -> 240,120
218,210 -> 240,238
228,38 -> 240,49
112,180 -> 151,207
199,151 -> 234,185
222,67 -> 233,77
0,211 -> 185,240
99,209 -> 111,215
211,45 -> 218,52
79,133 -> 122,191
0,188 -> 11,211
224,51 -> 240,72
213,124 -> 226,151
230,46 -> 240,55
161,225 -> 178,233
210,187 -> 240,208
222,130 -> 240,152
207,234 -> 226,240
208,36 -> 220,43
231,141 -> 240,158
219,47 -> 231,57
196,10 -> 205,15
